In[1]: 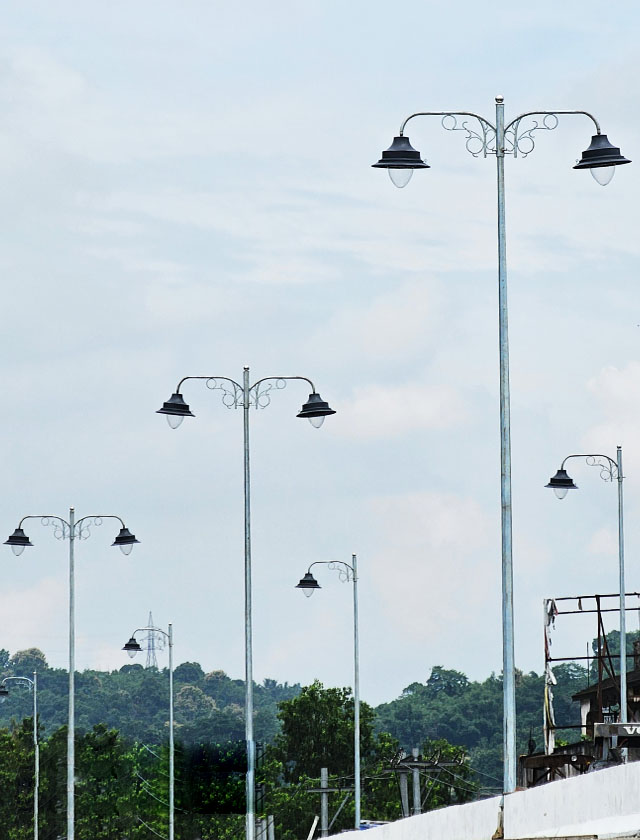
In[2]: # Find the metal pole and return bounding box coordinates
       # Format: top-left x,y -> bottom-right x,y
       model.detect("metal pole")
68,506 -> 75,840
399,772 -> 409,818
352,554 -> 361,829
168,623 -> 174,840
495,96 -> 516,794
320,767 -> 329,837
617,446 -> 627,725
411,750 -> 420,816
243,366 -> 256,840
33,671 -> 38,840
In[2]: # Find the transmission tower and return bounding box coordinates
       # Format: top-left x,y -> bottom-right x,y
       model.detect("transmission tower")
142,611 -> 166,669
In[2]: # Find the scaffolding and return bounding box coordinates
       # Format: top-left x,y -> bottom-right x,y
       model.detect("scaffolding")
543,591 -> 640,753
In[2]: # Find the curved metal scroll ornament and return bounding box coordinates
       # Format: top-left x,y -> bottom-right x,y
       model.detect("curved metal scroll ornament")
205,378 -> 244,409
39,517 -> 70,541
506,113 -> 559,158
75,516 -> 104,540
585,456 -> 617,483
249,378 -> 287,410
328,561 -> 354,583
441,114 -> 496,158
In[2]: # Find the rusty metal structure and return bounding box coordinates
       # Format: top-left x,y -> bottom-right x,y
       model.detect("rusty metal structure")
544,593 -> 640,750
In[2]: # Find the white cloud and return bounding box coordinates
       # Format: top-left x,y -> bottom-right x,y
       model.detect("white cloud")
334,382 -> 468,439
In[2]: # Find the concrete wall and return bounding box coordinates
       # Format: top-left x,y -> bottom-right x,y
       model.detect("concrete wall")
336,761 -> 640,840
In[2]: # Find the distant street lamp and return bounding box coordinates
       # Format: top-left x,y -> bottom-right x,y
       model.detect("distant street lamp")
296,555 -> 360,829
157,366 -> 335,840
373,98 -> 630,792
123,623 -> 174,840
0,672 -> 38,840
4,509 -> 139,840
546,447 -> 627,724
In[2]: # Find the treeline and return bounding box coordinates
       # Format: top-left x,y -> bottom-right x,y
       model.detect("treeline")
0,647 -> 299,745
0,681 -> 476,840
0,631 -> 629,836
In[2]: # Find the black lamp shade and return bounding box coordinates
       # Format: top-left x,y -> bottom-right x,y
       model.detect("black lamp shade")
122,637 -> 142,654
111,527 -> 140,549
296,572 -> 321,591
0,686 -> 9,698
545,469 -> 578,491
372,135 -> 430,170
297,392 -> 336,420
3,528 -> 32,549
574,134 -> 631,170
156,393 -> 195,418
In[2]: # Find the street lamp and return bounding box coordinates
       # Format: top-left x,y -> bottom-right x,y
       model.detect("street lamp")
123,624 -> 174,840
546,447 -> 627,724
157,367 -> 335,840
372,98 -> 630,793
4,510 -> 139,840
296,555 -> 360,829
0,673 -> 38,840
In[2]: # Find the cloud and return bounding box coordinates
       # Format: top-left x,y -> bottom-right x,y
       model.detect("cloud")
0,577 -> 66,658
367,491 -> 493,637
333,382 -> 468,439
588,527 -> 617,556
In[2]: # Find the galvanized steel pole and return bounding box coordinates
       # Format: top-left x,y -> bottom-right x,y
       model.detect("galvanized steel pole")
68,506 -> 75,840
495,96 -> 516,794
169,623 -> 175,840
617,446 -> 627,725
244,366 -> 256,840
33,671 -> 38,840
352,553 -> 361,829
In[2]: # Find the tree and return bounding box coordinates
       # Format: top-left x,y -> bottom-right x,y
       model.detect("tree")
10,649 -> 47,674
269,680 -> 375,782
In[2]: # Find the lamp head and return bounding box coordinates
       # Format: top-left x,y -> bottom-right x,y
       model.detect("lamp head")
372,135 -> 429,188
0,685 -> 8,703
156,393 -> 194,429
545,468 -> 578,500
574,134 -> 631,185
296,571 -> 321,598
296,393 -> 336,429
112,527 -> 140,555
122,636 -> 142,659
4,528 -> 33,557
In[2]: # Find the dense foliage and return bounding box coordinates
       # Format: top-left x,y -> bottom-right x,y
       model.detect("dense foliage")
0,648 -> 299,745
2,631 -> 625,837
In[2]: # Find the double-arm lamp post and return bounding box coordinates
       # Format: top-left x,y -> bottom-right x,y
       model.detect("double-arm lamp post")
4,510 -> 139,840
296,555 -> 360,828
123,624 -> 174,840
546,447 -> 627,723
157,367 -> 336,840
0,673 -> 38,840
372,98 -> 630,792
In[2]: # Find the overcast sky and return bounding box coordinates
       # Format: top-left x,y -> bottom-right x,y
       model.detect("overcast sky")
1,1 -> 639,707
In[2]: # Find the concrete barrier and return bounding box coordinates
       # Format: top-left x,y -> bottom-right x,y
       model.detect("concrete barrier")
335,761 -> 640,840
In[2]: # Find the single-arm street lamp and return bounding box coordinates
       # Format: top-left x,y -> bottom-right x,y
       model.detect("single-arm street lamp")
0,673 -> 38,840
546,447 -> 627,724
296,555 -> 360,829
157,366 -> 335,840
4,510 -> 139,840
123,623 -> 174,840
373,98 -> 630,792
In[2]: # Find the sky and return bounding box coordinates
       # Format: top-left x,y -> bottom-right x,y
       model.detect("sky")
0,1 -> 640,707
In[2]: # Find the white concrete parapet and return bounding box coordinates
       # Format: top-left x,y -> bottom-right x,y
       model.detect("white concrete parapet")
336,761 -> 640,840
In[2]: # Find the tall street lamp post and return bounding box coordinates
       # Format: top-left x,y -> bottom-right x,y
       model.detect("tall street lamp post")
157,366 -> 336,840
296,555 -> 360,828
372,97 -> 630,792
0,672 -> 38,840
4,510 -> 139,840
546,447 -> 627,724
123,624 -> 174,840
